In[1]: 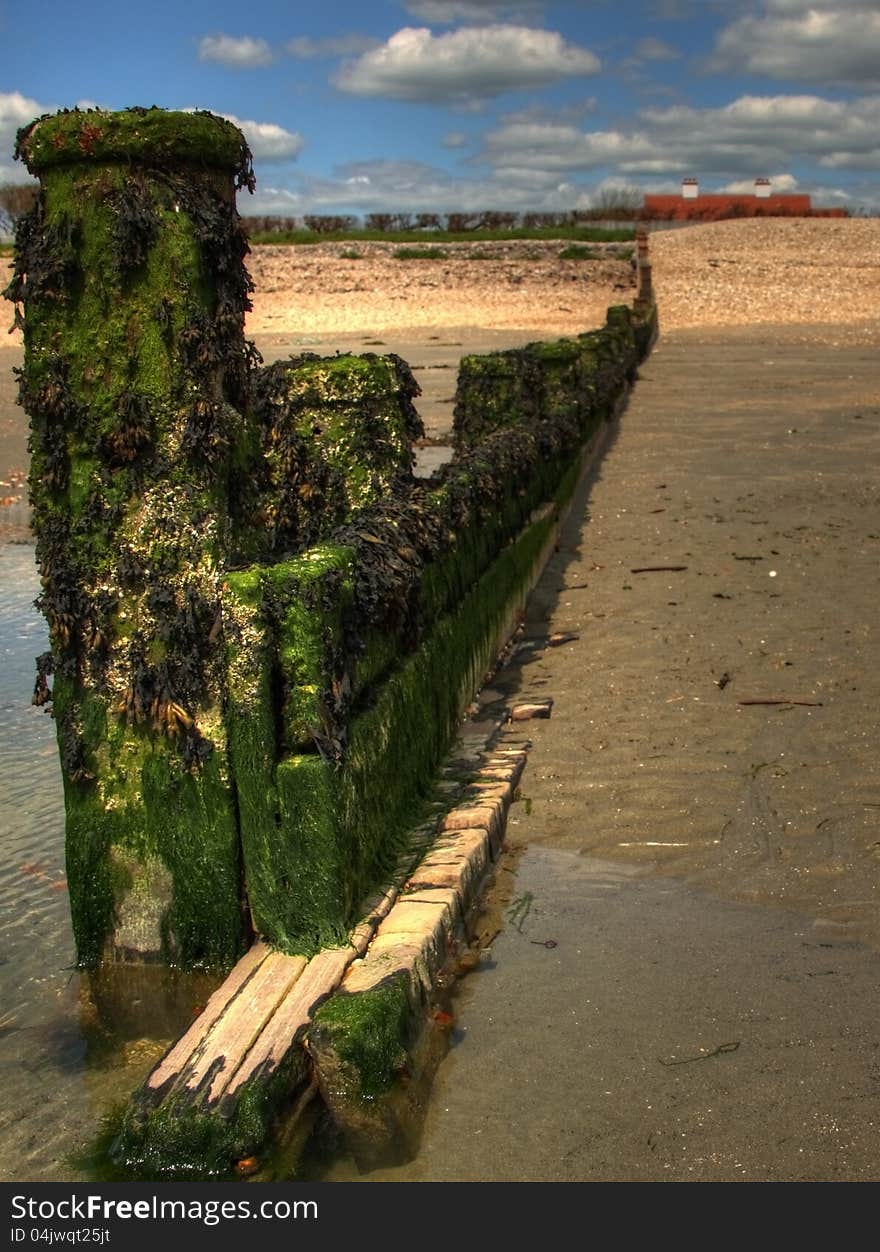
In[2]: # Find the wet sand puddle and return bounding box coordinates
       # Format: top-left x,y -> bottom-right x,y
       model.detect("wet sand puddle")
309,845 -> 880,1182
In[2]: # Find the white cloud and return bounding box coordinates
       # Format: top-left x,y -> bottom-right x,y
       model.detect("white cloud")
245,156 -> 601,219
334,25 -> 600,103
721,172 -> 799,192
480,93 -> 880,178
219,113 -> 304,161
442,130 -> 470,147
0,90 -> 49,182
500,96 -> 597,125
711,2 -> 880,87
286,34 -> 379,59
482,121 -> 654,171
198,34 -> 274,68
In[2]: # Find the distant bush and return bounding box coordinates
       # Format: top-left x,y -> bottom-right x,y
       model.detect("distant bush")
575,187 -> 643,222
365,213 -> 418,232
303,214 -> 358,234
522,212 -> 567,230
444,213 -> 483,233
476,211 -> 519,230
0,183 -> 38,237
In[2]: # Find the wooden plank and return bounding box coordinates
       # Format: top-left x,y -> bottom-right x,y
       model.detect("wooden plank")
350,879 -> 400,953
145,939 -> 272,1095
218,881 -> 402,1104
222,947 -> 353,1101
175,951 -> 308,1105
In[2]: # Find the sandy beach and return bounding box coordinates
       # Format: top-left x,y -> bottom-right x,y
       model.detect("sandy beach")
3,217 -> 877,520
5,217 -> 878,950
2,217 -> 880,1181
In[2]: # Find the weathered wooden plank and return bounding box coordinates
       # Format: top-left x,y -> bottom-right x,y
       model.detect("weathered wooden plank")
222,947 -> 353,1102
145,940 -> 273,1095
222,879 -> 402,1103
173,951 -> 308,1105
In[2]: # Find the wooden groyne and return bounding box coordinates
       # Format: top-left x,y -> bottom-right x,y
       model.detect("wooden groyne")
8,104 -> 657,1176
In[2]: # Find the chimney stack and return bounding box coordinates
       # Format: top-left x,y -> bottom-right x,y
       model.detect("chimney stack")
682,177 -> 699,199
755,177 -> 771,198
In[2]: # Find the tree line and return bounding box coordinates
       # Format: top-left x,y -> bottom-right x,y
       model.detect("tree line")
244,204 -> 640,236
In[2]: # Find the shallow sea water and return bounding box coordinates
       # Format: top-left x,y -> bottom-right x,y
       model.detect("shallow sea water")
0,544 -> 216,1182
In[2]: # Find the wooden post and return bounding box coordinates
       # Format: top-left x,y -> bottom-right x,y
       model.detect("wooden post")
635,225 -> 654,311
7,109 -> 255,967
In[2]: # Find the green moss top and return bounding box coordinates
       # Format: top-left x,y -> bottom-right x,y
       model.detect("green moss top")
16,107 -> 254,188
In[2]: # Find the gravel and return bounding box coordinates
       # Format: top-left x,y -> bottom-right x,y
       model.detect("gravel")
4,217 -> 879,342
649,218 -> 880,334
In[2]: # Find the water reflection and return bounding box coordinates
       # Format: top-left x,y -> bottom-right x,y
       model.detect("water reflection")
0,544 -> 217,1181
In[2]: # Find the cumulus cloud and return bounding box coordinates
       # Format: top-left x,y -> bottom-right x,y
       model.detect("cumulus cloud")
219,113 -> 304,161
334,25 -> 600,103
721,172 -> 799,192
245,155 -> 598,219
0,90 -> 49,182
710,1 -> 880,87
500,96 -> 597,125
477,92 -> 880,184
198,34 -> 274,68
286,34 -> 379,59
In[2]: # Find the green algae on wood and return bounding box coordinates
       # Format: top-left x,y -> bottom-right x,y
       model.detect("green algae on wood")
6,108 -> 257,966
225,480 -> 561,955
15,106 -> 254,185
240,352 -> 423,564
5,103 -> 657,986
310,977 -> 413,1100
453,306 -> 642,450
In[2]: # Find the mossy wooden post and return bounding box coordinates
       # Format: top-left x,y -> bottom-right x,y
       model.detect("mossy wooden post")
6,108 -> 256,967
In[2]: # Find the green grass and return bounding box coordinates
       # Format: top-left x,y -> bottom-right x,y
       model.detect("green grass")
339,249 -> 363,260
558,244 -> 600,261
392,246 -> 449,260
247,224 -> 635,246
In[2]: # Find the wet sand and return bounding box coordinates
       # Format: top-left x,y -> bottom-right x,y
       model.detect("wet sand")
3,228 -> 880,1180
502,325 -> 880,946
311,321 -> 880,1183
314,846 -> 880,1182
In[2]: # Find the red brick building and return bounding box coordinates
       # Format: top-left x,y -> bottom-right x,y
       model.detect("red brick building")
643,179 -> 847,221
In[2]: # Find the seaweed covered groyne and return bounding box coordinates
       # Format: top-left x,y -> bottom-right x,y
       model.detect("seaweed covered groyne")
6,108 -> 657,977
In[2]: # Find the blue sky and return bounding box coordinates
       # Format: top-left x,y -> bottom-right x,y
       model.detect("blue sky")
1,1 -> 878,216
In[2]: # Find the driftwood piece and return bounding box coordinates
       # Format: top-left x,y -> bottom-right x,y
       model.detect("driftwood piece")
738,698 -> 823,707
